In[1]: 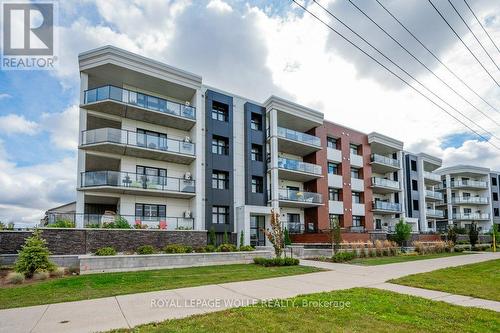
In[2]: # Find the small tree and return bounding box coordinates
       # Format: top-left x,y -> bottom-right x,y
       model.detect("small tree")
263,209 -> 284,258
239,230 -> 244,248
394,219 -> 412,246
492,224 -> 498,252
447,225 -> 458,244
284,228 -> 292,246
329,216 -> 342,255
223,228 -> 229,244
15,230 -> 55,278
469,222 -> 479,248
209,226 -> 216,246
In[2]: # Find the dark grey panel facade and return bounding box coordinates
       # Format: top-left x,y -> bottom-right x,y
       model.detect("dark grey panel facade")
404,153 -> 420,220
491,173 -> 500,221
244,102 -> 267,206
205,90 -> 234,233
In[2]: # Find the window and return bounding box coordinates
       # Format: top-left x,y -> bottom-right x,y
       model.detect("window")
494,192 -> 499,201
212,136 -> 229,155
351,167 -> 361,179
211,101 -> 228,122
493,177 -> 498,186
350,144 -> 359,155
135,204 -> 166,220
413,200 -> 419,211
251,144 -> 263,161
411,179 -> 418,191
328,162 -> 339,175
328,188 -> 340,201
411,160 -> 417,171
375,219 -> 382,230
352,216 -> 362,227
327,137 -> 338,149
463,208 -> 472,214
352,191 -> 362,204
137,129 -> 167,150
212,206 -> 229,224
463,192 -> 471,198
251,176 -> 263,193
212,170 -> 229,190
250,113 -> 262,131
495,208 -> 499,217
136,166 -> 167,188
393,171 -> 399,181
329,214 -> 340,227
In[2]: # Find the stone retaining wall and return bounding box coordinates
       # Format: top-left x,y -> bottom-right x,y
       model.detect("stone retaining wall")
0,229 -> 207,255
0,254 -> 79,267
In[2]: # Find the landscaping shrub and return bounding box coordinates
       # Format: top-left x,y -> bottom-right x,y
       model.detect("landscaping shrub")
94,247 -> 117,256
394,219 -> 412,246
454,246 -> 464,252
284,228 -> 292,246
15,229 -> 55,278
217,243 -> 237,252
469,223 -> 479,248
209,227 -> 216,246
205,244 -> 216,252
473,244 -> 490,251
331,251 -> 356,263
49,219 -> 75,228
102,216 -> 131,229
239,245 -> 255,252
33,270 -> 50,281
253,257 -> 299,266
136,245 -> 155,255
194,247 -> 206,253
5,272 -> 24,284
164,244 -> 192,254
50,267 -> 66,278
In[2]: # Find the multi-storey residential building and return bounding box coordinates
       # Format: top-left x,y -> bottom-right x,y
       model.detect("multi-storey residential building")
73,46 -> 497,245
436,165 -> 493,232
489,171 -> 500,226
404,153 -> 443,233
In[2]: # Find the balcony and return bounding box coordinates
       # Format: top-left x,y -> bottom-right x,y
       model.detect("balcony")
80,171 -> 195,198
277,157 -> 322,182
423,171 -> 441,184
426,209 -> 445,218
278,189 -> 322,208
371,177 -> 400,193
450,180 -> 488,189
284,222 -> 305,234
425,190 -> 443,201
80,128 -> 195,164
372,201 -> 401,214
370,154 -> 399,173
451,197 -> 489,205
276,127 -> 321,156
452,213 -> 490,221
83,85 -> 196,130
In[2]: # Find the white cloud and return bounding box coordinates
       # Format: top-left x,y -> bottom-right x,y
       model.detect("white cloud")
207,0 -> 233,13
0,114 -> 39,136
40,104 -> 79,150
0,93 -> 11,100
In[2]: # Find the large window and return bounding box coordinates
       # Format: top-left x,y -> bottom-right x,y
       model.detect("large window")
352,191 -> 362,204
137,129 -> 167,150
411,179 -> 418,191
251,176 -> 263,193
411,160 -> 417,171
212,170 -> 229,190
212,206 -> 229,224
413,199 -> 419,211
350,143 -> 359,155
211,101 -> 228,122
251,144 -> 263,161
350,167 -> 361,179
212,135 -> 229,155
492,177 -> 498,186
135,204 -> 166,220
352,216 -> 362,227
328,188 -> 340,201
250,113 -> 262,131
328,162 -> 339,175
327,137 -> 339,149
493,192 -> 499,201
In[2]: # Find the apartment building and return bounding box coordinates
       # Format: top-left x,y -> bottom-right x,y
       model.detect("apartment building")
491,171 -> 500,226
436,165 -> 493,232
404,153 -> 444,233
74,46 -> 497,245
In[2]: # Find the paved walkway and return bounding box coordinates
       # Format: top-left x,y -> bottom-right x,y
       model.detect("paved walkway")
1,252 -> 499,333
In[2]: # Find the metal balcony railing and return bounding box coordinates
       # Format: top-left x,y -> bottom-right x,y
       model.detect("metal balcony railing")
426,209 -> 445,218
372,201 -> 401,212
371,177 -> 400,190
278,188 -> 322,204
425,190 -> 443,200
370,154 -> 399,168
277,157 -> 322,175
84,85 -> 196,120
277,127 -> 321,147
81,128 -> 195,156
450,180 -> 488,189
81,171 -> 195,193
452,213 -> 490,220
423,171 -> 441,182
451,197 -> 489,204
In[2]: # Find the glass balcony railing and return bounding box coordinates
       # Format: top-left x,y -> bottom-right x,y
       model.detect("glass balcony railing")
278,157 -> 322,175
278,189 -> 322,204
371,177 -> 400,190
426,209 -> 445,218
423,171 -> 441,182
277,127 -> 321,147
450,180 -> 488,189
84,85 -> 196,120
451,197 -> 489,204
370,154 -> 399,168
425,190 -> 443,200
81,128 -> 195,156
372,201 -> 401,212
81,171 -> 195,193
452,213 -> 490,220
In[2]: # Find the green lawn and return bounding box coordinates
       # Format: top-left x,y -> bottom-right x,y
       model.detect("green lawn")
0,264 -> 321,309
391,259 -> 500,301
349,252 -> 469,266
109,288 -> 500,333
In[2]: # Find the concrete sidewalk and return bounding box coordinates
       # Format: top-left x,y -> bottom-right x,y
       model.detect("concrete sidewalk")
1,252 -> 498,333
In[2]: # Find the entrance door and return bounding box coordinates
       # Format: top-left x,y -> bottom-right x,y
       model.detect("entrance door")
250,215 -> 265,246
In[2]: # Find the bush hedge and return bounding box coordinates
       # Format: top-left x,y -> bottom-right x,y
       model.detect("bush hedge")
331,251 -> 356,263
253,257 -> 299,266
216,243 -> 237,252
94,247 -> 117,256
239,245 -> 255,252
136,245 -> 155,255
164,244 -> 192,254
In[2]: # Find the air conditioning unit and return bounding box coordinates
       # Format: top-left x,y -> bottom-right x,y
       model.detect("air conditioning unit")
184,172 -> 192,180
184,136 -> 191,143
183,210 -> 192,218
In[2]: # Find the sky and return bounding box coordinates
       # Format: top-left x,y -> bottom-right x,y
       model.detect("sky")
1,0 -> 500,224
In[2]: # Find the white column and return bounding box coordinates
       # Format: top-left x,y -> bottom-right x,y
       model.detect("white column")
269,109 -> 280,211
446,174 -> 453,227
397,151 -> 406,220
194,89 -> 205,231
75,72 -> 89,228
